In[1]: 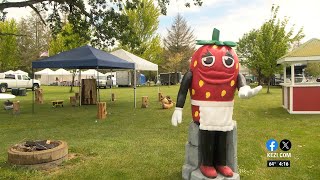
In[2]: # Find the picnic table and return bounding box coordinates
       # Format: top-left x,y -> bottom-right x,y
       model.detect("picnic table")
51,100 -> 64,108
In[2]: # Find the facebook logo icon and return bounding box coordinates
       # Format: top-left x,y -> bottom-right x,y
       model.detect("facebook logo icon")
266,139 -> 278,151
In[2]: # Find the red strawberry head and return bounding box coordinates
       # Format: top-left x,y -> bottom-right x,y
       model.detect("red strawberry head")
190,28 -> 240,85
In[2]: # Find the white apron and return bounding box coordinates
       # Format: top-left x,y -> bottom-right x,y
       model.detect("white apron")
191,100 -> 234,131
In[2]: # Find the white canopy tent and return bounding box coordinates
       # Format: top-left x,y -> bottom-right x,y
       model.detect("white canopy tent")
111,49 -> 159,108
35,68 -> 54,75
3,70 -> 28,75
111,49 -> 158,71
51,68 -> 73,83
81,69 -> 106,79
35,68 -> 55,85
4,70 -> 15,74
15,70 -> 28,75
53,68 -> 72,75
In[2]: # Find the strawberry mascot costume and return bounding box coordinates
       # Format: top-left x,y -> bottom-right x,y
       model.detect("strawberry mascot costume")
171,28 -> 262,178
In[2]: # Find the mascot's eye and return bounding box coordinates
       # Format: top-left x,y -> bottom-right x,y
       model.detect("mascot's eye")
222,56 -> 234,68
201,56 -> 215,67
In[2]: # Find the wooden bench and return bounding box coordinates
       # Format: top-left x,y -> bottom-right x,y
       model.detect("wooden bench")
51,100 -> 64,108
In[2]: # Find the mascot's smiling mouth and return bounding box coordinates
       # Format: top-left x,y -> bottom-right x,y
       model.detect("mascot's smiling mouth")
198,68 -> 235,85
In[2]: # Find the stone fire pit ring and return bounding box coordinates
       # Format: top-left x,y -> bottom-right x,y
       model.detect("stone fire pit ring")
8,140 -> 68,168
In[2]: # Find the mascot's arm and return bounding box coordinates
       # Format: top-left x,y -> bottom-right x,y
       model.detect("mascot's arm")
176,70 -> 193,108
171,70 -> 193,126
237,73 -> 247,90
237,73 -> 262,99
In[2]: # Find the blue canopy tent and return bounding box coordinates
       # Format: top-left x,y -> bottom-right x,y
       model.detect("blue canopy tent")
32,45 -> 136,111
32,45 -> 134,69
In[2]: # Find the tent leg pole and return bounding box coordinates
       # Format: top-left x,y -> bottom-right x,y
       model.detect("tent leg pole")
32,68 -> 35,114
110,69 -> 113,100
157,70 -> 159,93
97,67 -> 100,102
134,68 -> 136,108
79,70 -> 81,106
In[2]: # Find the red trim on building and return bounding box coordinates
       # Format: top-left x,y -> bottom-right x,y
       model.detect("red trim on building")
287,87 -> 290,110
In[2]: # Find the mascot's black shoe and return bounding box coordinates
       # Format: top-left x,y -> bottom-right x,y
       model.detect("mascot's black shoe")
200,165 -> 217,178
216,165 -> 233,177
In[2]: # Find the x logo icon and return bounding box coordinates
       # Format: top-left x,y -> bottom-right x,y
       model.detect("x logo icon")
280,139 -> 291,151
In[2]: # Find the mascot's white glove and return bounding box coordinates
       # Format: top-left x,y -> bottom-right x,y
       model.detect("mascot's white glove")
171,107 -> 183,126
238,85 -> 262,99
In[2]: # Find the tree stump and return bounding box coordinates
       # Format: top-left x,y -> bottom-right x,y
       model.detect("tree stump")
75,92 -> 80,101
97,102 -> 107,119
35,89 -> 44,104
13,101 -> 20,115
158,92 -> 164,102
111,93 -> 116,101
70,96 -> 77,107
141,96 -> 149,108
81,79 -> 97,105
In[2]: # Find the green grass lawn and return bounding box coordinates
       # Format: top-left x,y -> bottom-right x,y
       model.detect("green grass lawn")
0,85 -> 319,180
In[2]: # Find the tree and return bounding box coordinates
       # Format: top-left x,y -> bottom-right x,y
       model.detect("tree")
237,29 -> 264,85
162,52 -> 183,72
162,52 -> 183,83
120,0 -> 162,63
237,5 -> 304,93
49,22 -> 89,55
49,22 -> 90,92
163,13 -> 195,73
17,12 -> 51,73
119,0 -> 163,81
0,0 -> 204,48
305,63 -> 320,78
0,19 -> 19,71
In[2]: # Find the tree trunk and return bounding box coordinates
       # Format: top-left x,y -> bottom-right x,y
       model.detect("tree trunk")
257,70 -> 262,85
267,77 -> 271,94
69,70 -> 76,93
174,70 -> 178,84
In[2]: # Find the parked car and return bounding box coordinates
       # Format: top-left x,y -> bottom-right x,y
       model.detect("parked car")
96,79 -> 107,89
316,77 -> 320,82
271,77 -> 284,86
0,73 -> 41,93
244,75 -> 255,84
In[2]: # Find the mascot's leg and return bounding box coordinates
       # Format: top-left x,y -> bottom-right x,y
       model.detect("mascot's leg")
200,130 -> 217,178
214,131 -> 233,177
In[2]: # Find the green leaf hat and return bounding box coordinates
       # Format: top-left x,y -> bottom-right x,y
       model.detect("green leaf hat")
196,28 -> 237,47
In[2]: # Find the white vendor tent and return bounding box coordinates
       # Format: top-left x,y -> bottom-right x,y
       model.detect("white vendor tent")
111,49 -> 159,107
35,68 -> 54,75
111,49 -> 158,71
52,68 -> 73,83
15,70 -> 28,75
4,70 -> 15,74
35,68 -> 55,85
53,68 -> 72,75
81,69 -> 106,79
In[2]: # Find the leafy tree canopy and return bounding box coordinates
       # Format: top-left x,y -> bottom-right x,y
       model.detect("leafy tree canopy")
49,22 -> 90,56
16,11 -> 50,73
305,63 -> 320,78
237,5 -> 304,93
0,0 -> 204,48
162,13 -> 195,73
0,19 -> 19,71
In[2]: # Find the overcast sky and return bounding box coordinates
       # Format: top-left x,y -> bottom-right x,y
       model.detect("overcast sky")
5,0 -> 320,43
